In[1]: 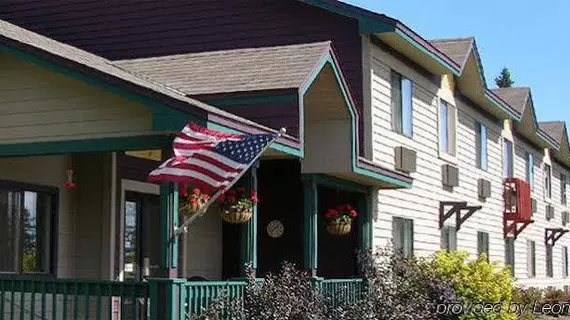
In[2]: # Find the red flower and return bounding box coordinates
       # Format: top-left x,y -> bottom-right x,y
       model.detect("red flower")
193,188 -> 201,195
346,204 -> 353,210
237,186 -> 246,193
180,184 -> 188,197
349,210 -> 358,218
336,205 -> 344,212
250,190 -> 259,203
190,198 -> 197,204
227,195 -> 236,204
203,194 -> 210,201
218,194 -> 226,202
228,189 -> 236,196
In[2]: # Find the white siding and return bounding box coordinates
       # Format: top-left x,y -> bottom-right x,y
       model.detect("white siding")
368,43 -> 570,289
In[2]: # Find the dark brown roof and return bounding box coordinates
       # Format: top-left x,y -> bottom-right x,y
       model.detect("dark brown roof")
114,42 -> 332,96
429,37 -> 473,69
491,87 -> 530,114
539,121 -> 566,144
0,19 -> 276,130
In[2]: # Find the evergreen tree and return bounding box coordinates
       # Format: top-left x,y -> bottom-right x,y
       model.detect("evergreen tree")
494,67 -> 515,88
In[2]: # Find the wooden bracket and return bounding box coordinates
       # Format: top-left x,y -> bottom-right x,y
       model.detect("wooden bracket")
504,220 -> 534,239
545,228 -> 569,246
439,201 -> 482,231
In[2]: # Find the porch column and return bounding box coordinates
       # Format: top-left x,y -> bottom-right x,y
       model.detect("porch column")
241,162 -> 259,277
303,179 -> 318,277
159,182 -> 179,278
358,188 -> 373,251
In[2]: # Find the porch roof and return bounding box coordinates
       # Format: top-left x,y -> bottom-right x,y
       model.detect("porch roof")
114,42 -> 332,96
0,19 -> 300,154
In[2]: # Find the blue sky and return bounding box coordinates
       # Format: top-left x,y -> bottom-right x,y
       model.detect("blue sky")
344,0 -> 568,123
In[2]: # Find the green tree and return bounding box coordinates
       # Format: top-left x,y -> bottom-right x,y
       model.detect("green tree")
494,67 -> 515,88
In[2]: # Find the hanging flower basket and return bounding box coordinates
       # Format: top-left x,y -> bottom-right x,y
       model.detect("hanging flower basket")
179,186 -> 210,217
221,207 -> 253,224
218,186 -> 258,224
326,221 -> 352,236
324,204 -> 358,236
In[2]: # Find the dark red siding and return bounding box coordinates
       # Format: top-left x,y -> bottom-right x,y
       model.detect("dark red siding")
2,0 -> 364,153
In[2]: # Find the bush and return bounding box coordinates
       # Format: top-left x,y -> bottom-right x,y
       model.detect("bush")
427,250 -> 516,320
511,287 -> 543,320
333,248 -> 459,320
240,262 -> 327,320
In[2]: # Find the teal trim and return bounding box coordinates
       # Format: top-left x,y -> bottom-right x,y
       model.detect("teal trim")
152,109 -> 206,132
0,135 -> 174,157
483,91 -> 521,121
206,94 -> 298,107
251,164 -> 259,269
206,121 -> 303,157
171,182 -> 179,269
302,174 -> 369,193
159,182 -> 178,271
394,29 -> 460,77
353,167 -> 411,188
358,191 -> 373,251
303,180 -> 318,273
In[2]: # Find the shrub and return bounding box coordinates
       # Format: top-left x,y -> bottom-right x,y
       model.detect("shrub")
240,262 -> 327,320
427,250 -> 516,320
511,286 -> 543,320
333,248 -> 459,320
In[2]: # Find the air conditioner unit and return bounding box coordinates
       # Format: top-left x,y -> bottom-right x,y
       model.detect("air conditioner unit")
546,205 -> 555,221
478,179 -> 491,198
394,146 -> 417,173
442,164 -> 459,187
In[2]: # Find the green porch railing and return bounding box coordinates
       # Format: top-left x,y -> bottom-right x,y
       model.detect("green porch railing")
317,278 -> 364,308
178,280 -> 247,319
0,278 -> 150,320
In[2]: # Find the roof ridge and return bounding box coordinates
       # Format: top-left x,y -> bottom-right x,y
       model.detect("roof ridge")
114,41 -> 333,63
429,37 -> 474,43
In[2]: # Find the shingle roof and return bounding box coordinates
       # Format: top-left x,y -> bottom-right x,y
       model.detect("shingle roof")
539,121 -> 566,144
114,42 -> 332,96
0,19 -> 258,124
490,87 -> 530,115
429,37 -> 473,69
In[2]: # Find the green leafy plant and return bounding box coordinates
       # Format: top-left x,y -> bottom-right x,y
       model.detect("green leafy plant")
324,204 -> 358,224
217,186 -> 258,214
511,286 -> 543,320
427,250 -> 516,320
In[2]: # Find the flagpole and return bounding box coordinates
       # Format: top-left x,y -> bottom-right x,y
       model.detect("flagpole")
171,127 -> 287,240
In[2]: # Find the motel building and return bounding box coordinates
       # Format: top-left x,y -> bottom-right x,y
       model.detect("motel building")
0,1 -> 570,319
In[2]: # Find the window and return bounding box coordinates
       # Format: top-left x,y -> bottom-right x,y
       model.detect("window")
562,247 -> 568,278
544,164 -> 552,199
393,217 -> 414,257
477,231 -> 489,261
546,245 -> 554,278
439,100 -> 456,156
527,240 -> 536,278
0,182 -> 56,274
390,70 -> 413,136
526,152 -> 535,191
441,226 -> 457,252
476,122 -> 488,170
505,237 -> 515,276
562,173 -> 567,205
503,139 -> 514,178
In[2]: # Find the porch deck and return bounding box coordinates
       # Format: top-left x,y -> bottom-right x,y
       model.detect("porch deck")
0,277 -> 363,319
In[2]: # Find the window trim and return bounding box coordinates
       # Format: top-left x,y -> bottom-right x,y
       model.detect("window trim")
476,122 -> 488,171
544,164 -> 552,200
526,152 -> 535,192
438,98 -> 457,163
503,138 -> 514,178
390,70 -> 414,137
0,179 -> 58,278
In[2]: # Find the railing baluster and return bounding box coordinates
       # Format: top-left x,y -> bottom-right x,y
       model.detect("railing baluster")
62,282 -> 68,320
84,283 -> 90,320
19,280 -> 24,320
73,282 -> 79,320
0,278 -> 5,320
41,281 -> 46,319
52,280 -> 57,320
95,284 -> 101,320
30,280 -> 35,320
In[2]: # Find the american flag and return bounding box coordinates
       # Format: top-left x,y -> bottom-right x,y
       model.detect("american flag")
148,122 -> 276,191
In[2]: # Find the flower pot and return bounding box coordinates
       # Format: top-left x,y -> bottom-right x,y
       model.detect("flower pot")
221,207 -> 252,224
326,221 -> 352,236
180,201 -> 205,216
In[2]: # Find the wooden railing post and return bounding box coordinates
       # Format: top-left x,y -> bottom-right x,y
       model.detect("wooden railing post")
303,176 -> 319,277
149,278 -> 183,320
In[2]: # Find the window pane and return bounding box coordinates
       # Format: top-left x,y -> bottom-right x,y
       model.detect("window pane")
564,247 -> 568,277
124,201 -> 138,281
545,165 -> 552,199
401,77 -> 413,136
561,174 -> 567,205
440,101 -> 449,153
547,245 -> 553,277
0,191 -> 20,272
503,139 -> 513,178
22,192 -> 51,273
527,153 -> 535,191
505,237 -> 515,276
390,71 -> 402,133
476,123 -> 488,170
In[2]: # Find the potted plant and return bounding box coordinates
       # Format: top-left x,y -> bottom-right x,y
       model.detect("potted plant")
179,185 -> 210,216
218,186 -> 258,224
324,204 -> 357,236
